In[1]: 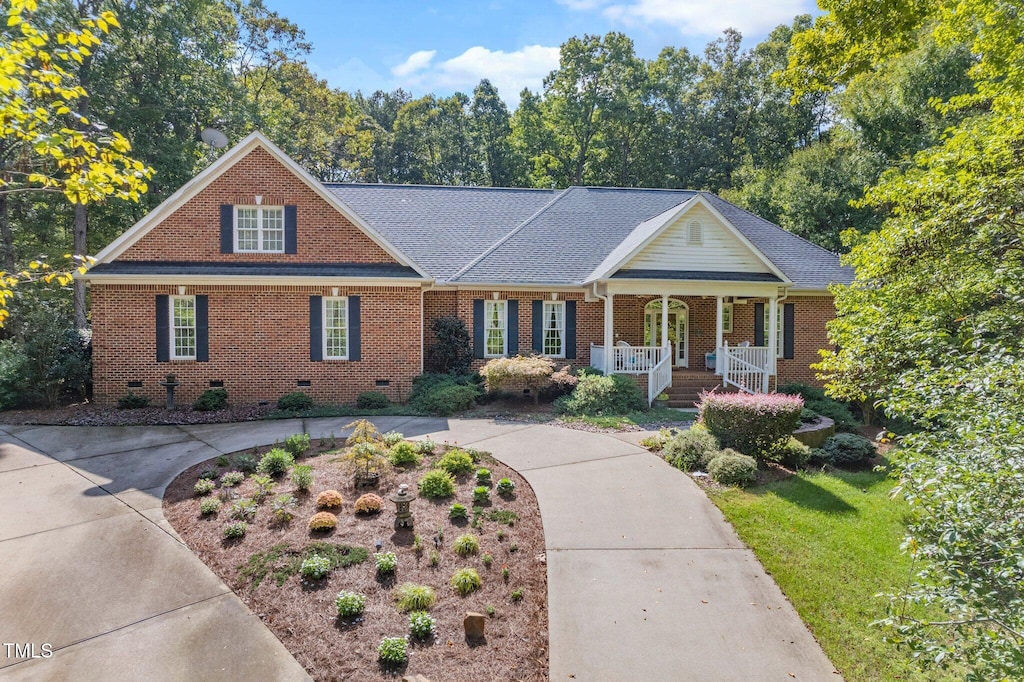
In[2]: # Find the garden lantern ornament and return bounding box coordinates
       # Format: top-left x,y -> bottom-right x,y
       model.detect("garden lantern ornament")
390,483 -> 414,530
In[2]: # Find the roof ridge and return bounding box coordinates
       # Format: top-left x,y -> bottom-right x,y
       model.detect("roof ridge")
447,187 -> 578,282
324,182 -> 560,193
575,185 -> 699,193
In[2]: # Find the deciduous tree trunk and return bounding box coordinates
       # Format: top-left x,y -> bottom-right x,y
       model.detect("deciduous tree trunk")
73,202 -> 88,330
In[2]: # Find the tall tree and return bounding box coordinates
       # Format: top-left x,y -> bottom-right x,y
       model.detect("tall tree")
469,79 -> 514,186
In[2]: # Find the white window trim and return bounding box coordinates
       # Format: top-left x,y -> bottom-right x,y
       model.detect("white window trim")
234,205 -> 285,253
722,301 -> 733,334
764,303 -> 784,358
483,300 -> 507,358
322,296 -> 349,360
169,295 -> 196,361
542,300 -> 566,358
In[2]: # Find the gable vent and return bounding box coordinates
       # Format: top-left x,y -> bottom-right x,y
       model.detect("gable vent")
687,220 -> 704,245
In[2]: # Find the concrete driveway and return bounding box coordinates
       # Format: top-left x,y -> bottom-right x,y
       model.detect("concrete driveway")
0,417 -> 839,681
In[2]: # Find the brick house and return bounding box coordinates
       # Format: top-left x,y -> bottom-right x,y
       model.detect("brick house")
83,132 -> 853,407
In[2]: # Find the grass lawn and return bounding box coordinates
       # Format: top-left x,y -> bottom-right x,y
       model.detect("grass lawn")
709,464 -> 961,682
569,406 -> 696,429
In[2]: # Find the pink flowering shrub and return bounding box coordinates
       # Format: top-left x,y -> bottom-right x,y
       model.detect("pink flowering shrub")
697,391 -> 804,461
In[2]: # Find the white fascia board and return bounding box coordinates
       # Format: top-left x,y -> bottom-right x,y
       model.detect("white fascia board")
602,279 -> 784,297
81,274 -> 429,287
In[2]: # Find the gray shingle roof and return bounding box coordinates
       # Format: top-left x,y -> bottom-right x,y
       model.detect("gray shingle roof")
89,261 -> 423,278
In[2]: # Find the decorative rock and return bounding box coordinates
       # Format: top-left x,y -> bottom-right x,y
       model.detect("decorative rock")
401,676 -> 432,682
463,611 -> 486,640
793,416 -> 835,448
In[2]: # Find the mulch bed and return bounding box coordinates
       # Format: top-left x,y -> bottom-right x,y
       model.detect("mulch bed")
163,437 -> 548,681
0,401 -> 277,426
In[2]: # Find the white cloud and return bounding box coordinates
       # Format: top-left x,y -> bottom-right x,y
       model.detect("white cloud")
312,57 -> 389,95
567,0 -> 809,38
392,45 -> 560,107
555,0 -> 612,9
391,50 -> 437,78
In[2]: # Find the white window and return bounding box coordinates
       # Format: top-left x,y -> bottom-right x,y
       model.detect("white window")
543,301 -> 565,357
764,303 -> 784,358
484,300 -> 507,357
170,296 -> 196,360
687,220 -> 703,245
235,206 -> 284,253
722,302 -> 733,333
323,297 -> 348,360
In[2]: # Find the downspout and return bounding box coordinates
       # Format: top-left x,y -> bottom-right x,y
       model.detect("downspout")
592,281 -> 609,373
773,289 -> 789,389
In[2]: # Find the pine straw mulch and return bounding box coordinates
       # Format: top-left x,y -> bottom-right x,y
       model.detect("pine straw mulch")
163,438 -> 548,682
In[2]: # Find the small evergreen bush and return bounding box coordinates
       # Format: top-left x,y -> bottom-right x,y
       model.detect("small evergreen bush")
435,448 -> 475,475
554,373 -> 646,415
418,470 -> 456,499
707,449 -> 758,486
450,567 -> 482,595
778,382 -> 859,432
698,391 -> 803,461
335,590 -> 366,618
291,464 -> 314,491
662,426 -> 719,471
428,315 -> 473,373
775,436 -> 812,470
256,448 -> 295,476
234,454 -> 257,473
276,392 -> 314,413
284,433 -> 311,457
117,391 -> 149,409
193,388 -> 228,412
822,433 -> 876,467
389,441 -> 420,466
410,373 -> 481,416
356,391 -> 390,409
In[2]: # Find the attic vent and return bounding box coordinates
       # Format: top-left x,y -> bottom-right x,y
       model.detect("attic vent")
687,220 -> 704,245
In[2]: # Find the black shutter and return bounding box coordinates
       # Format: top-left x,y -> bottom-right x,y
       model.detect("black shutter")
565,300 -> 577,359
532,300 -> 544,353
195,295 -> 209,362
507,300 -> 518,355
348,296 -> 361,361
783,303 -> 795,360
284,205 -> 297,254
753,302 -> 765,347
309,296 -> 323,361
220,205 -> 233,253
155,295 -> 169,362
473,299 -> 485,359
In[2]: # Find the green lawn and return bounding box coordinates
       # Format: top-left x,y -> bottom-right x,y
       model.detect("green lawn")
709,466 -> 960,682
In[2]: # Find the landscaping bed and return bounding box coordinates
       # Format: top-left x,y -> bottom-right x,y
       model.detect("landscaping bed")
162,431 -> 548,681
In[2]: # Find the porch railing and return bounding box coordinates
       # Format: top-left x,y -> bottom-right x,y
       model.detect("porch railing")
719,342 -> 772,393
590,343 -> 673,405
648,348 -> 672,405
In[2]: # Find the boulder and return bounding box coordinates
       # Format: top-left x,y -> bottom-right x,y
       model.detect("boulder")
463,611 -> 486,640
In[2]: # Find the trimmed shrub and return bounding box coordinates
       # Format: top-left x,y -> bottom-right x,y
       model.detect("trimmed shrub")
219,471 -> 244,487
554,373 -> 646,416
800,408 -> 819,423
291,464 -> 314,491
778,382 -> 859,432
354,493 -> 383,514
199,498 -> 221,516
193,388 -> 228,412
450,567 -> 482,596
822,433 -> 876,467
775,437 -> 812,470
356,391 -> 390,409
453,533 -> 480,557
194,478 -> 215,496
449,503 -> 468,520
707,450 -> 758,487
496,478 -> 515,495
117,392 -> 149,409
435,449 -> 475,475
256,448 -> 295,476
389,441 -> 420,467
409,611 -> 435,639
284,433 -> 311,457
375,551 -> 398,575
473,486 -> 490,505
395,583 -> 436,612
377,637 -> 408,666
300,555 -> 332,580
308,511 -> 338,532
476,468 -> 492,486
662,426 -> 719,472
410,373 -> 482,416
428,315 -> 473,373
316,490 -> 344,509
698,391 -> 803,461
418,469 -> 456,499
276,392 -> 314,413
335,590 -> 366,618
223,521 -> 247,539
479,354 -> 555,398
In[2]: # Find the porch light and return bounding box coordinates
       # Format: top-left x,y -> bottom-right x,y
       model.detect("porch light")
390,483 -> 415,530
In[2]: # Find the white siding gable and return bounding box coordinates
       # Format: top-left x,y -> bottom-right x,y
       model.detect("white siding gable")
622,204 -> 772,274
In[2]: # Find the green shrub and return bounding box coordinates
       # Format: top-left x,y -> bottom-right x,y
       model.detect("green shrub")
453,533 -> 480,557
662,426 -> 719,471
409,611 -> 436,639
428,315 -> 473,373
375,551 -> 398,575
356,391 -> 390,409
291,464 -> 314,491
234,454 -> 257,473
410,373 -> 482,416
276,392 -> 314,413
389,441 -> 420,466
223,521 -> 247,539
449,503 -> 468,520
395,583 -> 436,612
230,498 -> 258,520
698,392 -> 803,461
414,439 -> 437,455
473,486 -> 490,505
800,407 -> 819,423
436,449 -> 475,475
418,470 -> 456,499
775,436 -> 811,470
300,554 -> 332,580
707,450 -> 758,486
199,498 -> 221,516
335,590 -> 366,618
778,382 -> 859,432
554,373 -> 646,416
271,494 -> 297,523
450,567 -> 482,595
256,448 -> 295,476
117,392 -> 149,409
429,549 -> 440,567
496,478 -> 515,495
822,433 -> 876,467
382,431 -> 405,446
193,388 -> 228,412
284,433 -> 311,457
377,637 -> 408,666
476,468 -> 492,486
249,474 -> 275,502
193,478 -> 215,496
219,471 -> 244,487
198,468 -> 218,480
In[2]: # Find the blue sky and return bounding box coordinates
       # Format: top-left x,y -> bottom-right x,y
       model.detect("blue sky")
266,0 -> 819,106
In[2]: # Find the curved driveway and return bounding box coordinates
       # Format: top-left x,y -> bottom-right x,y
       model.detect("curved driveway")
0,417 -> 838,681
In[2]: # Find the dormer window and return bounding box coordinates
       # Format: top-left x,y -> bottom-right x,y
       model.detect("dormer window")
687,220 -> 703,246
235,205 -> 284,253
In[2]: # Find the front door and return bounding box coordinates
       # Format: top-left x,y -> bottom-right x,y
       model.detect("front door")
646,308 -> 689,368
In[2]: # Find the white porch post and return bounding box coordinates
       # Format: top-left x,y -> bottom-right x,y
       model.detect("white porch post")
661,293 -> 669,361
715,295 -> 724,376
604,293 -> 614,373
767,295 -> 778,392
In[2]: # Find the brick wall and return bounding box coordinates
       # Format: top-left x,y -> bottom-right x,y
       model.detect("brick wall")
91,284 -> 422,406
776,295 -> 835,387
120,147 -> 398,264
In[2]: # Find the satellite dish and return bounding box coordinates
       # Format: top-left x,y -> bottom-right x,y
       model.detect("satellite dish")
201,127 -> 229,149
